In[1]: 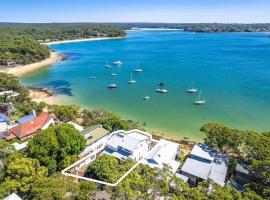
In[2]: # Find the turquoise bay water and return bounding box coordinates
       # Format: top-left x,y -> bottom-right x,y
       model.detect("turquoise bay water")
20,31 -> 270,140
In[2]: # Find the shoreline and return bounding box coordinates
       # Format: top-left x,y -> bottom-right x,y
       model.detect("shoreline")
43,36 -> 125,45
0,52 -> 63,77
28,88 -> 65,105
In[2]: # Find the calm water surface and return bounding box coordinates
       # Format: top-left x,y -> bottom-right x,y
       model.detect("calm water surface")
20,30 -> 270,140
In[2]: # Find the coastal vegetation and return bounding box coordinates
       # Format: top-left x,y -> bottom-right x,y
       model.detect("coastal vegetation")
114,22 -> 270,32
0,35 -> 50,65
0,23 -> 126,41
0,23 -> 126,66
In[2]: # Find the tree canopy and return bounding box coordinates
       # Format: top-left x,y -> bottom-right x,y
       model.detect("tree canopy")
201,122 -> 270,199
27,124 -> 86,173
86,154 -> 135,183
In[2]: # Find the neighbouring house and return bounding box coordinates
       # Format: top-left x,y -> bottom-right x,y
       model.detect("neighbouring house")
104,129 -> 151,161
0,112 -> 10,135
12,141 -> 29,151
5,112 -> 55,140
0,112 -> 10,123
0,60 -> 17,68
80,125 -> 110,155
181,143 -> 229,186
3,193 -> 22,200
142,139 -> 180,173
235,163 -> 255,185
68,121 -> 84,132
0,90 -> 13,96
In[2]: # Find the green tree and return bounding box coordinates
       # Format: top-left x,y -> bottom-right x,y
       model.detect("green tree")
27,124 -> 86,173
49,105 -> 80,122
0,155 -> 47,199
86,154 -> 120,183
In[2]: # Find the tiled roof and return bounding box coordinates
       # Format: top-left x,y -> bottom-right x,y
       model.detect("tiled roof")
7,112 -> 53,140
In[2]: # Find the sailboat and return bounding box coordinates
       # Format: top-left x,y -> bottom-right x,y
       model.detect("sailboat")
105,60 -> 111,68
187,80 -> 198,93
134,58 -> 142,72
128,73 -> 136,84
194,91 -> 206,105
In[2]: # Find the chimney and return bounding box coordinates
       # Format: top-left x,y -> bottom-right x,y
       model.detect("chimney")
32,110 -> 36,117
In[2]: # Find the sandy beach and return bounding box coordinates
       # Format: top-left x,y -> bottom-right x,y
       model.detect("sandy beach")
0,52 -> 63,77
28,88 -> 64,105
43,36 -> 125,45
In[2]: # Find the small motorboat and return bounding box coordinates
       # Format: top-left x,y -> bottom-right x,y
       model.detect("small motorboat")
113,61 -> 122,65
105,64 -> 111,68
108,84 -> 118,88
111,73 -> 117,76
187,88 -> 198,93
144,96 -> 150,100
90,76 -> 96,79
156,89 -> 168,93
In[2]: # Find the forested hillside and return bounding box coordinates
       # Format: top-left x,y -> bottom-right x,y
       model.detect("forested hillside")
0,23 -> 126,65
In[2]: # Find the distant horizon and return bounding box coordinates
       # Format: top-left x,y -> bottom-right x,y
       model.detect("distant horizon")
1,21 -> 270,24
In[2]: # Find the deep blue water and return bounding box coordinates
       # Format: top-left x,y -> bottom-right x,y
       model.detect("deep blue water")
20,30 -> 270,140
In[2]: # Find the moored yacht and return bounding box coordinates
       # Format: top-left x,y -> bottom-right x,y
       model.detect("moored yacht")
134,58 -> 142,72
128,73 -> 136,84
194,91 -> 206,105
105,64 -> 111,68
143,96 -> 150,100
187,80 -> 198,93
113,60 -> 122,65
156,88 -> 168,93
108,83 -> 118,88
187,88 -> 198,93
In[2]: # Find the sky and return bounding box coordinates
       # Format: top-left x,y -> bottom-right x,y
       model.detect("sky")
0,0 -> 270,23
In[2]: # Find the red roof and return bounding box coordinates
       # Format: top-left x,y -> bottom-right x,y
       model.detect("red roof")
6,112 -> 53,140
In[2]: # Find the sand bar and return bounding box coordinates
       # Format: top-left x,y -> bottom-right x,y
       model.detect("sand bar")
43,36 -> 125,45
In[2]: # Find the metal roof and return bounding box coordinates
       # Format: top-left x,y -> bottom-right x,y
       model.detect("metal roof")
0,113 -> 10,122
181,144 -> 228,186
16,115 -> 35,124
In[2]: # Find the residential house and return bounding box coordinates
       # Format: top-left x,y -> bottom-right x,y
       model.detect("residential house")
3,193 -> 22,200
181,143 -> 229,186
5,112 -> 54,140
12,141 -> 29,151
235,163 -> 255,185
80,125 -> 110,155
142,139 -> 180,173
104,130 -> 151,161
0,112 -> 10,136
68,121 -> 84,132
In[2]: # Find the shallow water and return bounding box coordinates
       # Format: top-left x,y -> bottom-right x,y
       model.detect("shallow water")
20,30 -> 270,140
